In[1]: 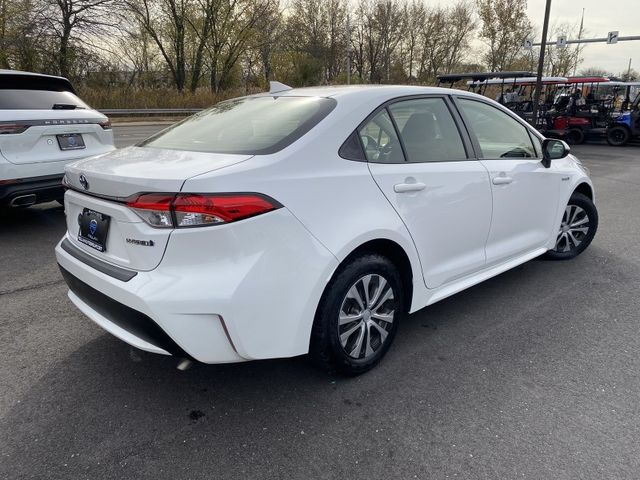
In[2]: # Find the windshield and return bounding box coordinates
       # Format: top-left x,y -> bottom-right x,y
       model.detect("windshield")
139,96 -> 337,155
0,90 -> 89,109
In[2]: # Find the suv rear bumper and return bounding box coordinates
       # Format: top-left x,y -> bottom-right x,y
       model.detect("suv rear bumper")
0,173 -> 63,206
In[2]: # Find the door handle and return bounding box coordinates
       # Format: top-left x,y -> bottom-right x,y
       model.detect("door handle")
492,176 -> 513,185
394,182 -> 426,193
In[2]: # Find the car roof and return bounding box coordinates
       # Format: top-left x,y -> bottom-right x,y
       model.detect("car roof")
0,69 -> 75,93
263,84 -> 480,101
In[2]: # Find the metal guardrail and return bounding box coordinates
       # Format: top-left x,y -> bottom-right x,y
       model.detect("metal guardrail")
100,108 -> 202,116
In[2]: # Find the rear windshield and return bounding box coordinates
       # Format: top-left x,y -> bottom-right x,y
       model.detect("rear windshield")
139,96 -> 337,155
0,90 -> 89,110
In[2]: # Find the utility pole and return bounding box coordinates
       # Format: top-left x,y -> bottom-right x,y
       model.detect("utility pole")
573,8 -> 585,76
627,58 -> 632,80
531,0 -> 552,128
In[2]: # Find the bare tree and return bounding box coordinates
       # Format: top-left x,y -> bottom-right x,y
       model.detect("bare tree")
126,0 -> 190,91
403,0 -> 425,82
253,0 -> 280,84
418,6 -> 447,81
355,0 -> 405,83
35,0 -> 119,78
477,0 -> 531,71
206,0 -> 276,93
620,68 -> 638,82
544,22 -> 584,77
578,67 -> 614,77
323,0 -> 347,81
186,0 -> 217,92
442,2 -> 475,74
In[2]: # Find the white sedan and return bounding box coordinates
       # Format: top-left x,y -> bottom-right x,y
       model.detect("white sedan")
55,84 -> 598,375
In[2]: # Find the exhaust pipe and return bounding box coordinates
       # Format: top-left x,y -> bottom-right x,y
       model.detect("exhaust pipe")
9,194 -> 37,207
176,358 -> 193,371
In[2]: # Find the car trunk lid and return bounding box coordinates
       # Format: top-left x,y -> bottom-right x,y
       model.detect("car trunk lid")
63,146 -> 253,271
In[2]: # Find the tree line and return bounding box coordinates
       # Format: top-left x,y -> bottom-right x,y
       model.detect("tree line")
0,0 -> 598,94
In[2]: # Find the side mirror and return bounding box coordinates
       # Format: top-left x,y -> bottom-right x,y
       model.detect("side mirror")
541,138 -> 570,168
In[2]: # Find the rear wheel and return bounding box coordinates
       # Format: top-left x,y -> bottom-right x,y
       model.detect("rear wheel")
607,125 -> 630,146
310,254 -> 404,375
543,192 -> 598,260
566,128 -> 585,145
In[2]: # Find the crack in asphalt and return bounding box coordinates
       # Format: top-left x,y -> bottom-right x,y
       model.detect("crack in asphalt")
0,279 -> 65,297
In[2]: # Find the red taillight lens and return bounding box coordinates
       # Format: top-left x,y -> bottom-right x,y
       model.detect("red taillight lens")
99,120 -> 112,130
174,194 -> 278,226
126,193 -> 280,228
0,124 -> 29,135
127,193 -> 174,228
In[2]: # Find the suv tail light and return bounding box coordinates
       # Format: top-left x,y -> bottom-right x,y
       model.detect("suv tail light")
126,193 -> 281,228
98,120 -> 112,130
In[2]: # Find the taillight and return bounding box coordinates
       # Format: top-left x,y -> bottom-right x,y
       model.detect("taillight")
0,124 -> 29,135
126,193 -> 174,228
99,120 -> 112,130
126,193 -> 280,228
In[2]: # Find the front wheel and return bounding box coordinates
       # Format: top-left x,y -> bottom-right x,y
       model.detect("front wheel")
607,125 -> 630,146
309,254 -> 404,375
543,192 -> 598,260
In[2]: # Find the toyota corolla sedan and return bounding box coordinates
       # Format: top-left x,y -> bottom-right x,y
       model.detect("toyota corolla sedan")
55,83 -> 598,375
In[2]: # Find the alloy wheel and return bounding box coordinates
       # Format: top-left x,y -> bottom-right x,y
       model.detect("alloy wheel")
338,274 -> 395,360
554,204 -> 590,253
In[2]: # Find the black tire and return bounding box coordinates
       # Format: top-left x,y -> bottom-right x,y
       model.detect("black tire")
566,128 -> 585,145
607,125 -> 630,146
309,253 -> 405,376
543,192 -> 598,260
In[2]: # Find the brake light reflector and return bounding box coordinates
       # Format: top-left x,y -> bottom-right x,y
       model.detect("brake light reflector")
0,124 -> 29,135
125,193 -> 280,228
99,120 -> 112,130
174,194 -> 278,226
127,194 -> 174,228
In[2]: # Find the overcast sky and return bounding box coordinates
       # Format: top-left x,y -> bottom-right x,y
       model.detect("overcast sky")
526,0 -> 637,74
425,0 -> 637,75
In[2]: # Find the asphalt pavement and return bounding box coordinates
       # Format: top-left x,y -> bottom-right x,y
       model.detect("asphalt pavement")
112,123 -> 174,148
1,133 -> 640,479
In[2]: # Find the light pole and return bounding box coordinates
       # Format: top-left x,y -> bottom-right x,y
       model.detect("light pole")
531,0 -> 552,127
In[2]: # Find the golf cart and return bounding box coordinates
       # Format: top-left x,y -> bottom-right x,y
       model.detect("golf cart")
607,88 -> 640,146
437,71 -> 534,96
543,76 -> 613,144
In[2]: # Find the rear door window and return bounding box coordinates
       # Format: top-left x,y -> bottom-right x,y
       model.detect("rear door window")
388,98 -> 467,162
0,90 -> 89,110
357,109 -> 405,163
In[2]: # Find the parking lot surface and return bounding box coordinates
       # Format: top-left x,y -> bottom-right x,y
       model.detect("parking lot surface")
1,134 -> 640,479
112,123 -> 173,148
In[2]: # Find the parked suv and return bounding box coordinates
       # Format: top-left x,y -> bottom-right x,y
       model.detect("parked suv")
56,85 -> 598,375
0,70 -> 115,207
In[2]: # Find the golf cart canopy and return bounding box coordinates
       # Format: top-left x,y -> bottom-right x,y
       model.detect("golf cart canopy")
436,71 -> 535,86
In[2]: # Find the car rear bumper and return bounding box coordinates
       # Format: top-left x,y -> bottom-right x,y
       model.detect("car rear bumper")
0,173 -> 64,206
55,208 -> 339,364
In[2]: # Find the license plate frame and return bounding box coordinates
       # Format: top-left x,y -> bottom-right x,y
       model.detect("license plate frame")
57,133 -> 86,151
77,208 -> 110,252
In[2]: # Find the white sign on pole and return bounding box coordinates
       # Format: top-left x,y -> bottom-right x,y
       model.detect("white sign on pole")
524,38 -> 533,50
557,35 -> 567,48
607,31 -> 619,44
